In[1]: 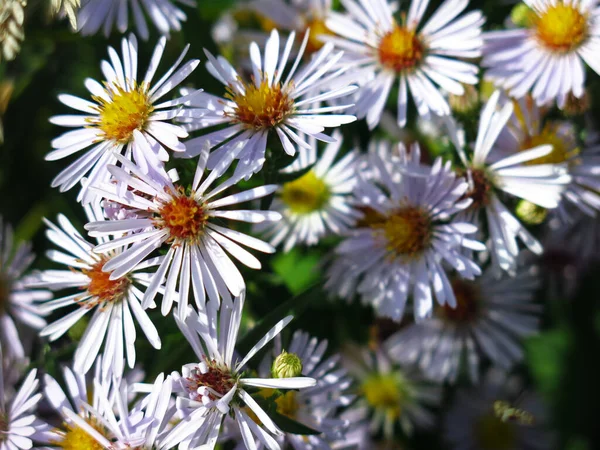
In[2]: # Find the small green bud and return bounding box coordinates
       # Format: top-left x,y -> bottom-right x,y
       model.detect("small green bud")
516,200 -> 548,225
494,400 -> 535,425
511,3 -> 535,28
271,351 -> 303,378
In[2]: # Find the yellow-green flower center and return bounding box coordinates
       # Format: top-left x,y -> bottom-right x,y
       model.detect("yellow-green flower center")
227,79 -> 295,130
534,3 -> 588,52
361,373 -> 407,420
474,412 -> 517,450
281,171 -> 331,214
93,82 -> 153,143
373,207 -> 431,258
519,124 -> 578,165
53,419 -> 106,450
378,25 -> 424,72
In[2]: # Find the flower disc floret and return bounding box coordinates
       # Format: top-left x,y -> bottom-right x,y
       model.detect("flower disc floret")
81,257 -> 130,306
534,4 -> 588,52
375,207 -> 431,258
519,126 -> 578,165
466,169 -> 493,208
361,373 -> 405,419
281,171 -> 331,214
304,18 -> 332,53
185,359 -> 237,401
156,190 -> 208,242
228,79 -> 295,130
378,25 -> 424,72
94,83 -> 154,143
54,419 -> 106,450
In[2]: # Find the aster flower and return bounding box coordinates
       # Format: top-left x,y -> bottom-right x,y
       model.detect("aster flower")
324,0 -> 484,129
249,0 -> 336,54
326,143 -> 484,322
444,369 -> 553,450
85,145 -> 280,318
482,0 -> 600,109
34,202 -> 161,381
0,217 -> 50,360
230,329 -> 355,449
255,132 -> 362,251
77,0 -> 194,40
386,262 -> 542,384
0,347 -> 47,450
342,341 -> 441,439
496,97 -> 600,222
42,361 -> 114,450
446,90 -> 571,274
160,293 -> 317,450
179,28 -> 357,178
48,34 -> 204,203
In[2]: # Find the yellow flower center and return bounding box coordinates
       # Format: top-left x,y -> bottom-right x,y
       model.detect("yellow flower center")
374,207 -> 431,258
275,390 -> 300,419
361,373 -> 406,420
534,3 -> 588,52
304,17 -> 333,53
440,279 -> 480,323
227,79 -> 295,130
155,189 -> 208,243
474,412 -> 517,450
54,419 -> 106,450
378,25 -> 424,72
281,171 -> 331,214
519,124 -> 579,165
0,273 -> 10,314
80,257 -> 130,307
94,82 -> 153,143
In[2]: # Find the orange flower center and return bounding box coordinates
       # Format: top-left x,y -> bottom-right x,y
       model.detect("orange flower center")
156,190 -> 208,242
440,278 -> 480,323
81,258 -> 130,307
373,206 -> 431,258
227,79 -> 295,130
534,3 -> 588,52
378,25 -> 424,72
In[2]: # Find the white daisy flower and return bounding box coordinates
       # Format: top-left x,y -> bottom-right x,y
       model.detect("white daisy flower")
42,361 -> 113,450
342,341 -> 441,440
48,34 -> 204,203
179,28 -> 357,179
0,348 -> 47,450
324,0 -> 484,129
161,293 -> 317,450
78,0 -> 194,41
85,145 -> 281,318
0,217 -> 50,360
230,329 -> 355,449
255,132 -> 362,251
496,97 -> 600,222
34,203 -> 161,381
249,0 -> 336,54
447,90 -> 571,274
444,369 -> 553,450
386,262 -> 542,384
482,0 -> 600,108
326,143 -> 484,322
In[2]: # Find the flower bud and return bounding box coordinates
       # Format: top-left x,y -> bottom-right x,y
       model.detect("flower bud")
516,200 -> 548,225
271,351 -> 303,378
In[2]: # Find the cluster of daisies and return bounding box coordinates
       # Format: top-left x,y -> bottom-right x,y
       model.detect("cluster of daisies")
2,0 -> 600,448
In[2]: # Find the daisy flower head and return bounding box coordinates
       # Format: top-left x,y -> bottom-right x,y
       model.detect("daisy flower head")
386,261 -> 542,384
483,0 -> 600,109
162,293 -> 317,450
35,202 -> 161,381
0,217 -> 50,360
496,96 -> 600,223
249,0 -> 336,54
255,131 -> 363,252
343,340 -> 442,440
447,90 -> 571,275
85,144 -> 281,319
0,347 -> 47,450
231,329 -> 355,449
77,0 -> 194,40
326,143 -> 484,322
444,369 -> 553,450
325,0 -> 484,129
180,28 -> 358,179
48,34 -> 204,203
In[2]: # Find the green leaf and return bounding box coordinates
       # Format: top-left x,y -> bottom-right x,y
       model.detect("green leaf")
236,284 -> 321,356
269,411 -> 322,435
271,248 -> 321,295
